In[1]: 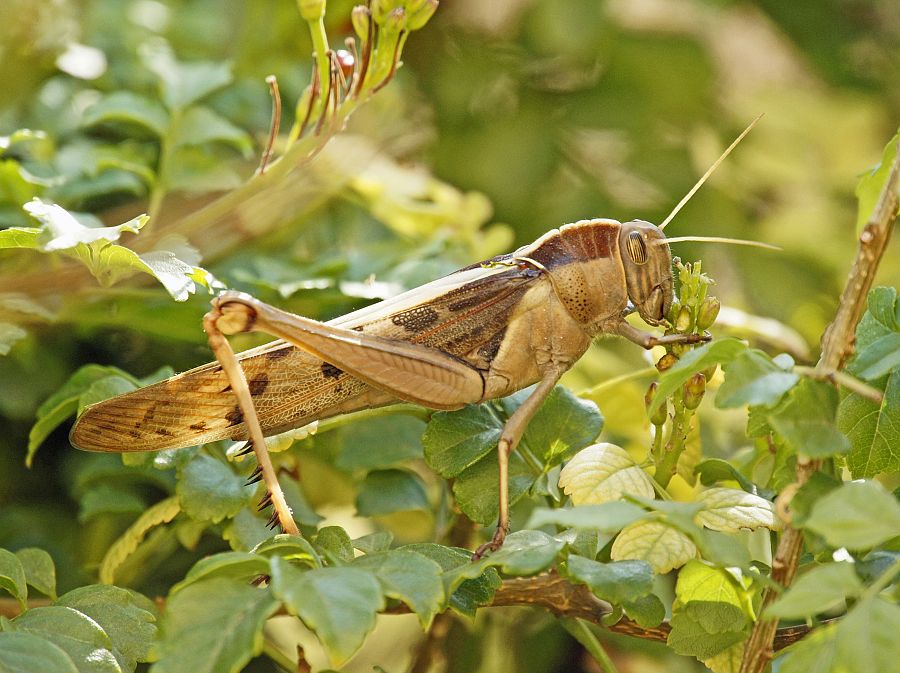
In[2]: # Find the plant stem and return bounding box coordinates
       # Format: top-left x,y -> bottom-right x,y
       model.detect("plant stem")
306,14 -> 332,126
739,134 -> 900,673
311,403 -> 431,434
793,365 -> 884,404
147,108 -> 182,226
654,402 -> 691,490
861,556 -> 900,601
262,636 -> 296,672
561,618 -> 619,673
579,366 -> 658,398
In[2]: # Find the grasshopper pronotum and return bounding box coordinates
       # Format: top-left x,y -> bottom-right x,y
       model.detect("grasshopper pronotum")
70,119 -> 769,556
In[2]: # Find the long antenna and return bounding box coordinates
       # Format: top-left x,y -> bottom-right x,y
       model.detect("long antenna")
661,235 -> 781,251
659,113 -> 764,230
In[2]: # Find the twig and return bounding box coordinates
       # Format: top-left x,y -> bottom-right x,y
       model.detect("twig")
739,135 -> 900,673
562,618 -> 619,673
793,365 -> 884,404
0,572 -> 836,651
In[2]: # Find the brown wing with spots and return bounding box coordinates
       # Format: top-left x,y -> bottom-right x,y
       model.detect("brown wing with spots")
70,263 -> 546,452
69,340 -> 389,451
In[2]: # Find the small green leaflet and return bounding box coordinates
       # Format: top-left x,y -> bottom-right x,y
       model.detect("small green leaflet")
838,287 -> 900,477
269,559 -> 384,667
5,199 -> 218,302
855,128 -> 900,233
151,578 -> 279,673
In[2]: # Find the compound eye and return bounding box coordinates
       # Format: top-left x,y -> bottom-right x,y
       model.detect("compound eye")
626,231 -> 648,264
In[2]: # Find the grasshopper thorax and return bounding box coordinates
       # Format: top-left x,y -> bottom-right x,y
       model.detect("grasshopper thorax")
618,220 -> 673,326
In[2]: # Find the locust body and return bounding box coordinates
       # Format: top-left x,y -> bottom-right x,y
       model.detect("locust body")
71,217 -> 696,553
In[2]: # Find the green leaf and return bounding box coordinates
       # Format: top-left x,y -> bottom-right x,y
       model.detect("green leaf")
401,544 -> 501,617
453,452 -> 533,525
315,526 -> 354,564
558,443 -> 655,505
177,454 -> 248,523
526,502 -> 647,532
355,469 -> 429,516
839,371 -> 900,478
173,552 -> 270,593
99,496 -> 181,585
564,555 -> 653,604
766,562 -> 862,619
767,379 -> 850,458
623,594 -> 666,628
650,338 -> 747,414
422,405 -> 502,478
21,200 -> 144,249
776,623 -> 837,673
136,248 -> 216,302
28,364 -> 136,466
81,91 -> 169,137
675,560 -> 751,634
56,585 -> 157,671
14,548 -> 56,600
16,200 -> 213,301
352,532 -> 394,554
78,377 -> 140,413
515,386 -> 603,464
0,227 -> 41,248
788,472 -> 841,526
0,548 -> 27,609
174,106 -> 252,156
695,487 -> 777,532
835,597 -> 900,673
610,520 -> 698,574
279,477 -> 324,527
79,485 -> 146,523
803,481 -> 900,549
352,550 -> 445,627
152,578 -> 279,673
252,534 -> 321,568
478,529 -> 565,576
694,459 -> 766,497
716,349 -> 799,408
855,129 -> 900,233
702,641 -> 745,673
853,333 -> 900,380
667,612 -> 746,659
335,416 -> 425,471
839,288 -> 900,478
9,606 -> 120,673
223,508 -> 274,552
139,43 -> 233,110
691,530 -> 753,571
856,550 -> 900,584
269,558 -> 384,666
0,632 -> 78,673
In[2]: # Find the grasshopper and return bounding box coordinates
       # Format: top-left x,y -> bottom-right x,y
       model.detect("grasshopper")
70,121 -> 766,556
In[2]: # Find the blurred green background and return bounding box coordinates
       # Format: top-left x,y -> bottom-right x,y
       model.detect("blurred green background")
0,0 -> 897,671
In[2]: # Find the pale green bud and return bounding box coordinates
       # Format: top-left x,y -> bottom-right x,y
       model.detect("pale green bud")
682,373 -> 706,411
297,0 -> 325,21
675,305 -> 692,332
351,5 -> 371,41
696,296 -> 720,330
407,0 -> 438,30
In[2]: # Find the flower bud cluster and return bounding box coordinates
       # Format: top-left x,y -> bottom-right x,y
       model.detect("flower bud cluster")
368,0 -> 439,31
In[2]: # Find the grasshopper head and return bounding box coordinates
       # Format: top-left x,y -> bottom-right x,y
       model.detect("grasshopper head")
619,220 -> 673,326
